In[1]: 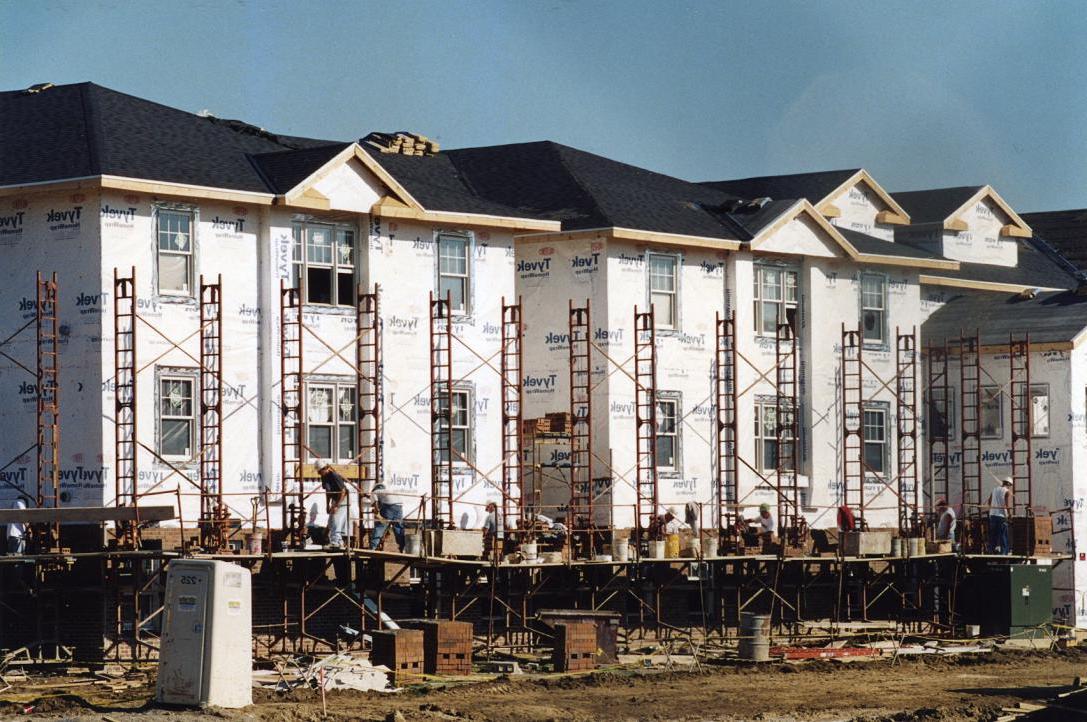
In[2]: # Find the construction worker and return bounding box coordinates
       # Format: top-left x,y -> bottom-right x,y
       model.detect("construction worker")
315,461 -> 349,549
837,504 -> 857,533
748,503 -> 776,545
366,480 -> 405,552
6,498 -> 27,555
935,498 -> 957,544
988,477 -> 1013,554
483,500 -> 505,556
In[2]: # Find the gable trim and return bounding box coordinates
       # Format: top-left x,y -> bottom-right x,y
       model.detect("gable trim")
373,195 -> 560,232
945,185 -> 1032,237
855,253 -> 958,270
918,273 -> 1065,294
748,200 -> 860,260
279,143 -> 423,211
817,170 -> 912,224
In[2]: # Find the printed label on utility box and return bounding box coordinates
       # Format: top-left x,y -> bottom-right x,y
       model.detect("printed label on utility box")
177,595 -> 198,612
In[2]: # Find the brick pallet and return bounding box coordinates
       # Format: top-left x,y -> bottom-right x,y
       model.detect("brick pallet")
552,621 -> 597,673
407,620 -> 473,675
370,629 -> 425,685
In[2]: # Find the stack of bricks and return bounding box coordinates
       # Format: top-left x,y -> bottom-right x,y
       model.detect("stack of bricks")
369,629 -> 425,685
417,620 -> 473,675
552,621 -> 597,673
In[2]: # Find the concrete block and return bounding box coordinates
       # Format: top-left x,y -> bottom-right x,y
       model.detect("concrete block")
425,529 -> 483,558
841,531 -> 891,557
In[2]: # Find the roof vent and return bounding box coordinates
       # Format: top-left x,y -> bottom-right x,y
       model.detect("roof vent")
25,82 -> 54,94
362,131 -> 439,156
1016,287 -> 1040,300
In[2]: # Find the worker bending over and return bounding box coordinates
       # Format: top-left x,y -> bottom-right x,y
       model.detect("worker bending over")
367,480 -> 406,552
315,461 -> 350,549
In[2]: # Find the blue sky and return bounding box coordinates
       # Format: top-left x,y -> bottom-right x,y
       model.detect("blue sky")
2,1 -> 1086,211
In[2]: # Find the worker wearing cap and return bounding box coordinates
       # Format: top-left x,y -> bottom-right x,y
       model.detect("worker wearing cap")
935,498 -> 957,544
315,461 -> 350,549
988,477 -> 1013,554
366,480 -> 405,552
663,506 -> 684,535
748,503 -> 776,545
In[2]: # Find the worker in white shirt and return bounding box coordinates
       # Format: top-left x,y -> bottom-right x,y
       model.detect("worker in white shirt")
748,503 -> 776,545
988,477 -> 1013,554
935,498 -> 957,544
6,498 -> 27,555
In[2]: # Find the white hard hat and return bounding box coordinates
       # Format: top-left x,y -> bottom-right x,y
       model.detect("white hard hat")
314,460 -> 331,474
666,506 -> 679,516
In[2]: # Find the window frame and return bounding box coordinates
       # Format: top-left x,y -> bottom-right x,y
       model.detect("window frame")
980,385 -> 1003,439
1030,383 -> 1050,438
754,398 -> 796,475
928,384 -> 956,439
859,272 -> 888,348
646,251 -> 680,331
303,379 -> 358,463
436,231 -> 473,316
753,264 -> 799,338
291,219 -> 358,308
437,387 -> 474,466
862,404 -> 889,477
654,392 -> 682,474
155,206 -> 197,297
156,370 -> 198,463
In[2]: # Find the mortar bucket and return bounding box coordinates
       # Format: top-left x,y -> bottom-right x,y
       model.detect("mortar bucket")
664,534 -> 681,558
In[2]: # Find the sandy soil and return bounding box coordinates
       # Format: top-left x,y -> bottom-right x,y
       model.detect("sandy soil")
3,649 -> 1085,721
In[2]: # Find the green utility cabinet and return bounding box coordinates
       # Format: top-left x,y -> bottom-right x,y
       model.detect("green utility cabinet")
961,563 -> 1052,637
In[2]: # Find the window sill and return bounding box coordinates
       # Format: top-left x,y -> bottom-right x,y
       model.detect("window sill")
153,293 -> 197,305
657,470 -> 682,478
302,304 -> 354,314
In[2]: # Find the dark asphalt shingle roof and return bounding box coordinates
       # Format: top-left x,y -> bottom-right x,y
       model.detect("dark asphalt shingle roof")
0,82 -> 343,192
923,290 -> 1087,345
836,228 -> 943,260
917,236 -> 1079,290
890,186 -> 982,224
699,169 -> 860,204
250,143 -> 353,194
1020,209 -> 1087,272
365,140 -> 794,240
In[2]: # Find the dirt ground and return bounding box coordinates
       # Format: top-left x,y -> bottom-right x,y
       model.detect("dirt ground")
3,649 -> 1086,722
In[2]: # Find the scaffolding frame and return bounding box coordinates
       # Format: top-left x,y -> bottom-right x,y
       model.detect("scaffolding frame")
198,275 -> 228,551
925,340 -> 951,510
35,271 -> 61,549
1009,333 -> 1033,513
958,332 -> 982,515
279,282 -> 304,546
633,307 -> 659,541
841,325 -> 864,523
715,311 -> 738,534
113,268 -> 139,548
896,327 -> 918,535
775,320 -> 800,538
501,297 -> 525,531
568,300 -> 592,534
356,284 -> 382,529
429,292 -> 454,528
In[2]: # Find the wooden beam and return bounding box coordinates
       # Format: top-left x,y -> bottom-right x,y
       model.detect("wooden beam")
943,218 -> 969,232
372,196 -> 560,232
0,505 -> 175,524
819,202 -> 841,219
1001,224 -> 1032,238
874,210 -> 909,226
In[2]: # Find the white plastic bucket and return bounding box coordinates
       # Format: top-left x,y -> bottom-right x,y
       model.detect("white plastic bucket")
648,540 -> 665,559
613,539 -> 630,562
404,532 -> 422,556
522,542 -> 538,562
704,536 -> 719,558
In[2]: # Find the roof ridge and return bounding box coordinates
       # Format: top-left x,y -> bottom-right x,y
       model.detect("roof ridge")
548,143 -> 615,227
78,82 -> 101,176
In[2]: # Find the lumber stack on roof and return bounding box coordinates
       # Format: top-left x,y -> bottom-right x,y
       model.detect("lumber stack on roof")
361,131 -> 440,156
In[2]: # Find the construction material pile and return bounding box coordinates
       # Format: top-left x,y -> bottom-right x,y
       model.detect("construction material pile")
361,131 -> 440,156
252,652 -> 392,693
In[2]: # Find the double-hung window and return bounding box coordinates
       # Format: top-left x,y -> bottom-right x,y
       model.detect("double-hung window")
928,385 -> 956,439
863,406 -> 888,474
437,388 -> 473,464
980,386 -> 1003,439
292,222 -> 356,306
655,396 -> 680,471
754,400 -> 795,473
157,209 -> 195,295
306,382 -> 357,462
860,274 -> 886,345
648,253 -> 679,330
753,266 -> 798,336
437,233 -> 471,315
159,375 -> 196,461
1030,384 -> 1050,437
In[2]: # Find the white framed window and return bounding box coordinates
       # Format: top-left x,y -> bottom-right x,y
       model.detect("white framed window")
754,400 -> 795,473
437,232 -> 471,315
928,384 -> 956,439
648,252 -> 679,330
292,222 -> 356,307
655,395 -> 680,472
863,406 -> 888,475
156,209 -> 195,295
1030,384 -> 1050,438
753,266 -> 798,336
437,388 -> 473,464
860,273 -> 886,345
305,381 -> 357,462
158,375 -> 196,461
980,386 -> 1003,439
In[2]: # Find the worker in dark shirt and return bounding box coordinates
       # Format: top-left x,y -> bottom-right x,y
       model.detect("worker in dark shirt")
315,461 -> 349,548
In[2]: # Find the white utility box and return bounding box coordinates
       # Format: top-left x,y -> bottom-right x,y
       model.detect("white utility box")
156,559 -> 252,709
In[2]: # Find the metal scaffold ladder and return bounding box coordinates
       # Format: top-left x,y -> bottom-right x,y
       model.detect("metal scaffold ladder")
959,332 -> 981,516
279,283 -> 304,546
113,268 -> 138,548
715,311 -> 738,533
841,325 -> 863,524
1009,333 -> 1033,513
776,320 -> 800,538
896,327 -> 918,535
36,271 -> 60,549
357,284 -> 382,530
199,275 -> 227,551
926,340 -> 951,510
568,300 -> 592,532
634,307 -> 658,540
501,298 -> 524,530
430,292 -> 454,528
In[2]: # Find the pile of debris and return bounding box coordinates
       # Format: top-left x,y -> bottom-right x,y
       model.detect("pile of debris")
361,131 -> 440,156
253,652 -> 393,693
